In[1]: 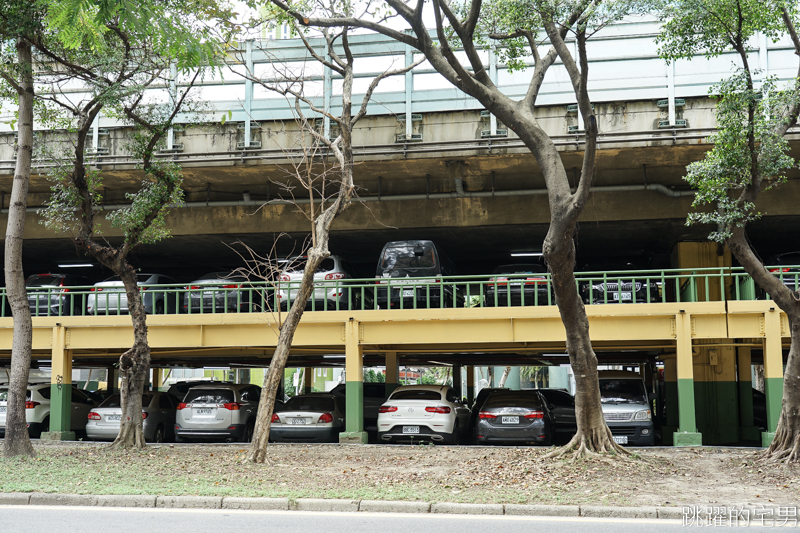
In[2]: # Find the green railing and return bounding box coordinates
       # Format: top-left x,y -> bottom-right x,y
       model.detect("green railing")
2,265 -> 795,318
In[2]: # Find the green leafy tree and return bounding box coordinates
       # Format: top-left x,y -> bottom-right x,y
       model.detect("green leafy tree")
658,0 -> 800,462
36,0 -> 231,449
0,0 -> 43,458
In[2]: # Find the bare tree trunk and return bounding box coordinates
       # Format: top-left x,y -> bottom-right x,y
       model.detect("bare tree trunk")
3,38 -> 35,458
498,367 -> 511,388
754,365 -> 765,393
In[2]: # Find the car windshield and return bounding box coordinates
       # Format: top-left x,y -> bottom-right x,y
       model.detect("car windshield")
99,394 -> 154,408
390,390 -> 442,401
0,389 -> 35,401
599,379 -> 647,403
26,275 -> 62,287
492,264 -> 547,275
285,257 -> 335,273
184,389 -> 235,404
282,396 -> 335,412
484,393 -> 542,408
380,244 -> 436,270
196,273 -> 247,282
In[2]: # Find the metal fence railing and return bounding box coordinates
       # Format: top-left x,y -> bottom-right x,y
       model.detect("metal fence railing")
2,266 -> 793,318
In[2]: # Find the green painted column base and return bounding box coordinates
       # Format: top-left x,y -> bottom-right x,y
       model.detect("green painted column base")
40,431 -> 76,442
762,432 -> 776,448
673,431 -> 702,446
339,431 -> 368,444
739,426 -> 761,442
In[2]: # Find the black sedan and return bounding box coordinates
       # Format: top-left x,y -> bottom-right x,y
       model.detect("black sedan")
484,264 -> 553,306
474,390 -> 554,445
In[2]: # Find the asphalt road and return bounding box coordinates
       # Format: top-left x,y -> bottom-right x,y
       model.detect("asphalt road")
0,506 -> 740,532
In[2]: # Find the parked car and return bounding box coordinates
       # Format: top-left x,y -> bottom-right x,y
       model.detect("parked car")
474,390 -> 554,445
166,379 -> 233,400
86,392 -> 178,442
375,240 -> 464,310
760,252 -> 800,298
377,385 -> 470,444
271,393 -> 345,443
469,387 -> 508,432
25,273 -> 91,317
580,276 -> 662,305
598,371 -> 654,445
0,383 -> 96,438
88,273 -> 178,315
276,255 -> 359,311
182,272 -> 267,314
484,263 -> 553,307
330,382 -> 385,438
174,383 -> 261,442
536,388 -> 577,444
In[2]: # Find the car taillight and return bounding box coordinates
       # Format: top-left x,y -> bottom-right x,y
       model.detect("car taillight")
90,288 -> 103,292
478,411 -> 497,419
318,412 -> 333,423
25,401 -> 40,409
769,268 -> 791,273
271,413 -> 280,423
280,275 -> 290,282
325,272 -> 345,280
378,406 -> 397,413
524,411 -> 544,419
222,402 -> 241,410
88,412 -> 101,420
186,285 -> 200,290
525,277 -> 546,285
177,402 -> 188,410
425,406 -> 451,414
142,412 -> 149,419
491,277 -> 508,285
222,284 -> 241,289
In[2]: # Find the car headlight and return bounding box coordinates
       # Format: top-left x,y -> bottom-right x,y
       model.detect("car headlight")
634,409 -> 651,421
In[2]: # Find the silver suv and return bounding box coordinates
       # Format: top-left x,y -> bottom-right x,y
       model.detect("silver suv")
174,383 -> 261,442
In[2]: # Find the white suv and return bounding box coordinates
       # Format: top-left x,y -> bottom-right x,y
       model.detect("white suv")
377,385 -> 471,444
0,384 -> 96,438
277,255 -> 355,311
174,383 -> 261,442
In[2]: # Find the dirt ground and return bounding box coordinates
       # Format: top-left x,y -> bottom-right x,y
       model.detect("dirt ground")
1,442 -> 799,507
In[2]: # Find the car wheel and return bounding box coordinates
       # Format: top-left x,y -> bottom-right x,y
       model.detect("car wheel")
242,421 -> 255,443
150,425 -> 164,443
448,420 -> 460,445
155,301 -> 164,315
36,417 -> 50,438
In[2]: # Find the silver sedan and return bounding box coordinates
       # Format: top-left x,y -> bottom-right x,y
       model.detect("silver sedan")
86,392 -> 178,442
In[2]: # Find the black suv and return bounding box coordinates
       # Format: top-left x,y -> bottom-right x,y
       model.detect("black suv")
26,273 -> 91,316
375,240 -> 464,309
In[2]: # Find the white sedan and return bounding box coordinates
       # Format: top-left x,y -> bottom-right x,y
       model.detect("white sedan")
377,385 -> 470,444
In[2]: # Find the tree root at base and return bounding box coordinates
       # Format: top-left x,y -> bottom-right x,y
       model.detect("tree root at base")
544,430 -> 634,461
757,431 -> 800,464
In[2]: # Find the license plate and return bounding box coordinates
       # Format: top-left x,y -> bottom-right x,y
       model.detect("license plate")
107,415 -> 121,421
501,416 -> 519,424
613,435 -> 628,444
612,292 -> 632,301
402,426 -> 420,434
196,408 -> 212,415
290,418 -> 307,425
402,289 -> 414,297
0,406 -> 6,413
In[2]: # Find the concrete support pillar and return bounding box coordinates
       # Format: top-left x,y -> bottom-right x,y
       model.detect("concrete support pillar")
762,310 -> 784,447
674,313 -> 702,446
303,367 -> 313,394
340,319 -> 367,443
385,351 -> 399,399
43,325 -> 75,441
737,346 -> 760,442
152,368 -> 163,391
661,354 -> 678,445
107,366 -> 119,395
466,366 -> 475,406
452,364 -> 462,401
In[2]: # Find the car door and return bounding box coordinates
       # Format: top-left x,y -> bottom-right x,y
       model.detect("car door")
158,393 -> 177,435
541,390 -> 576,437
446,388 -> 470,438
70,389 -> 95,431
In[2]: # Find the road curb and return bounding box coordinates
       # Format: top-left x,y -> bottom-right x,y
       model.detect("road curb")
3,492 -> 694,519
